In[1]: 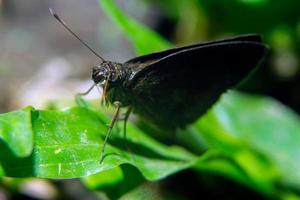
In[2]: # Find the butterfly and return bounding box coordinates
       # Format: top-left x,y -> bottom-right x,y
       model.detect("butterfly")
50,9 -> 268,162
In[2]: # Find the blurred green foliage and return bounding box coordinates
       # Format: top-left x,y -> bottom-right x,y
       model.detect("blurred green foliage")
100,0 -> 172,55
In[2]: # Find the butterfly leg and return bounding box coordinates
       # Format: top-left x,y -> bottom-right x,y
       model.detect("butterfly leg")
123,107 -> 132,142
122,107 -> 133,157
76,83 -> 96,97
100,101 -> 122,163
75,84 -> 97,107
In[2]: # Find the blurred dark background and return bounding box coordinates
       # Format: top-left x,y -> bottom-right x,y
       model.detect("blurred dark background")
0,0 -> 138,111
1,0 -> 300,114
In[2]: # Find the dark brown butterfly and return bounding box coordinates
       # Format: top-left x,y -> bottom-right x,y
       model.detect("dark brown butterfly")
50,9 -> 268,162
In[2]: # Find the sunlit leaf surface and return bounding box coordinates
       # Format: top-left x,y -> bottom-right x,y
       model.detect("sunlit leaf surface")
0,107 -> 195,179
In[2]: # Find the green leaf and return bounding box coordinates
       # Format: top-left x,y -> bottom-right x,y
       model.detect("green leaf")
0,107 -> 34,157
99,0 -> 172,55
2,92 -> 300,198
197,91 -> 300,189
192,148 -> 277,197
0,107 -> 196,179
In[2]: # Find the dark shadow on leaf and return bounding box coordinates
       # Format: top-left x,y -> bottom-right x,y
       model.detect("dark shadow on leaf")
108,137 -> 190,162
93,165 -> 145,200
0,140 -> 34,177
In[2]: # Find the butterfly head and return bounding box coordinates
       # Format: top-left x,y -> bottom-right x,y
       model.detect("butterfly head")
92,61 -> 127,105
92,65 -> 109,86
92,61 -> 120,85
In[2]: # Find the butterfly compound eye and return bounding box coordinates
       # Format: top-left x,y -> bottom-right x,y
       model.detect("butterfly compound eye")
92,66 -> 108,84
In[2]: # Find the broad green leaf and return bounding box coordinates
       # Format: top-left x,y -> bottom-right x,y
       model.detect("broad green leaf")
0,107 -> 34,157
99,0 -> 172,55
0,107 -> 196,179
197,91 -> 300,189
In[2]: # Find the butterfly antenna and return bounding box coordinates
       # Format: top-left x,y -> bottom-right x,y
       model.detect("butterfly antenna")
49,8 -> 105,63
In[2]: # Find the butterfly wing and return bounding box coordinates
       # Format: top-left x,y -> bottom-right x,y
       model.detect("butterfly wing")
126,34 -> 262,65
124,40 -> 268,130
